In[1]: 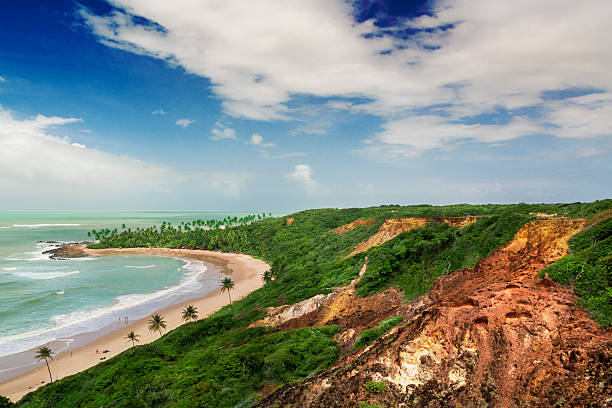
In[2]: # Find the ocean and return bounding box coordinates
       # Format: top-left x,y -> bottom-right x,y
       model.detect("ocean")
0,211 -> 260,360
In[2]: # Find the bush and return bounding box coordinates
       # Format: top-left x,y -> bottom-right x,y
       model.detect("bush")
364,381 -> 386,393
0,396 -> 15,408
541,217 -> 612,327
353,316 -> 403,350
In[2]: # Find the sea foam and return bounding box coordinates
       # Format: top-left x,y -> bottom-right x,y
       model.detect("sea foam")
0,259 -> 212,357
11,270 -> 80,280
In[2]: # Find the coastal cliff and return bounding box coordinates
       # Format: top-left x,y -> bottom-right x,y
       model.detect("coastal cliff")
258,219 -> 611,407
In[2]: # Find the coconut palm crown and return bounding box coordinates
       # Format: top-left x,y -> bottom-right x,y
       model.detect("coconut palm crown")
147,313 -> 167,338
181,305 -> 199,322
124,330 -> 141,347
220,277 -> 235,305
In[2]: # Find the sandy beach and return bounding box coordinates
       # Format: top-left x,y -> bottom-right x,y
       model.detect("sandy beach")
0,247 -> 269,402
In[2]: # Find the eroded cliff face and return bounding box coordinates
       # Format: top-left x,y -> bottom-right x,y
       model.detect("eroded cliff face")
258,219 -> 612,408
250,260 -> 406,339
347,217 -> 482,258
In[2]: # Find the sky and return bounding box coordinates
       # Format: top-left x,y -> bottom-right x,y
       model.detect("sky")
0,0 -> 610,211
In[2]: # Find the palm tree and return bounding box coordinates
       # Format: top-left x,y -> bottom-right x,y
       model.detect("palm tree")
35,346 -> 54,383
124,330 -> 141,347
181,305 -> 199,322
148,314 -> 167,338
220,277 -> 235,305
262,270 -> 273,284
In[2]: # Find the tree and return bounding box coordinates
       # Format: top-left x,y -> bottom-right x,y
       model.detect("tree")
0,395 -> 15,407
262,270 -> 274,284
181,305 -> 199,322
124,330 -> 141,347
220,277 -> 235,305
35,346 -> 54,384
148,314 -> 167,338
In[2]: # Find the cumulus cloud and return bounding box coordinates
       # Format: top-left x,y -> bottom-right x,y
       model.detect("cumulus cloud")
250,133 -> 263,145
0,107 -> 250,206
210,123 -> 236,141
176,118 -> 194,128
81,0 -> 612,156
152,109 -> 166,115
286,164 -> 314,184
248,133 -> 275,148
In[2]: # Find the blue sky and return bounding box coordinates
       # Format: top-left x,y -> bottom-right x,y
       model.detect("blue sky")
0,0 -> 610,211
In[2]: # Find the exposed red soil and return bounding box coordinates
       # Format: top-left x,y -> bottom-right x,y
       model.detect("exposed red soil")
332,219 -> 375,234
347,216 -> 482,258
285,217 -> 295,226
250,260 -> 405,343
258,219 -> 612,408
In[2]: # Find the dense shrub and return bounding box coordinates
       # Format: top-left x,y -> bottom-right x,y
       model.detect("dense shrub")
353,316 -> 403,350
541,217 -> 612,326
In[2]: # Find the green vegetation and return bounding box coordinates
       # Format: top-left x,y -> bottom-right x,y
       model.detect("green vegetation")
125,331 -> 141,348
355,213 -> 534,297
541,217 -> 612,326
364,381 -> 386,393
18,321 -> 340,408
0,395 -> 15,408
17,201 -> 611,407
181,305 -> 199,322
148,314 -> 168,338
87,214 -> 273,244
353,316 -> 403,350
359,402 -> 380,408
221,277 -> 235,306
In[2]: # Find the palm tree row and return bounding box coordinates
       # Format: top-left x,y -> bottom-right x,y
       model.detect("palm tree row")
35,279 -> 235,386
87,214 -> 272,243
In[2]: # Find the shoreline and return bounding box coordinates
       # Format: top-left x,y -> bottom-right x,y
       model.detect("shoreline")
0,247 -> 269,402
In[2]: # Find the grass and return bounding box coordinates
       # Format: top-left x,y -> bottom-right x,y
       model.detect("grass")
364,381 -> 386,393
540,216 -> 612,326
353,316 -> 403,350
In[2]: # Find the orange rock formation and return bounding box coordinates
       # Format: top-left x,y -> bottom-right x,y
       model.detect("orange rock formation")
259,218 -> 612,407
347,216 -> 482,257
332,219 -> 375,234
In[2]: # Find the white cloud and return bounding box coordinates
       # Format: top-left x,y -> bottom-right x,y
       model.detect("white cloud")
250,133 -> 263,145
81,0 -> 612,155
210,123 -> 236,141
286,164 -> 314,184
152,109 -> 166,115
576,147 -> 604,158
0,107 -> 250,206
259,151 -> 306,160
176,118 -> 194,128
248,132 -> 275,148
0,76 -> 5,82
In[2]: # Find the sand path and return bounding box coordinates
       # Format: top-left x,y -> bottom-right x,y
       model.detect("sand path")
0,247 -> 269,402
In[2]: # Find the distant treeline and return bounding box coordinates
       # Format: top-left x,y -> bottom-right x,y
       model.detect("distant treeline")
88,213 -> 272,250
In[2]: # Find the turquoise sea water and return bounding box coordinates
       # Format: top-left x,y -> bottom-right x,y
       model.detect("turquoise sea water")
0,211 -> 256,358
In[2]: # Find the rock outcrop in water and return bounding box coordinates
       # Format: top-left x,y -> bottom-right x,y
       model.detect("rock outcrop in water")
258,219 -> 612,407
42,243 -> 91,259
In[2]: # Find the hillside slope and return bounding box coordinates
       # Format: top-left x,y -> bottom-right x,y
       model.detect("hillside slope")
259,219 -> 611,407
